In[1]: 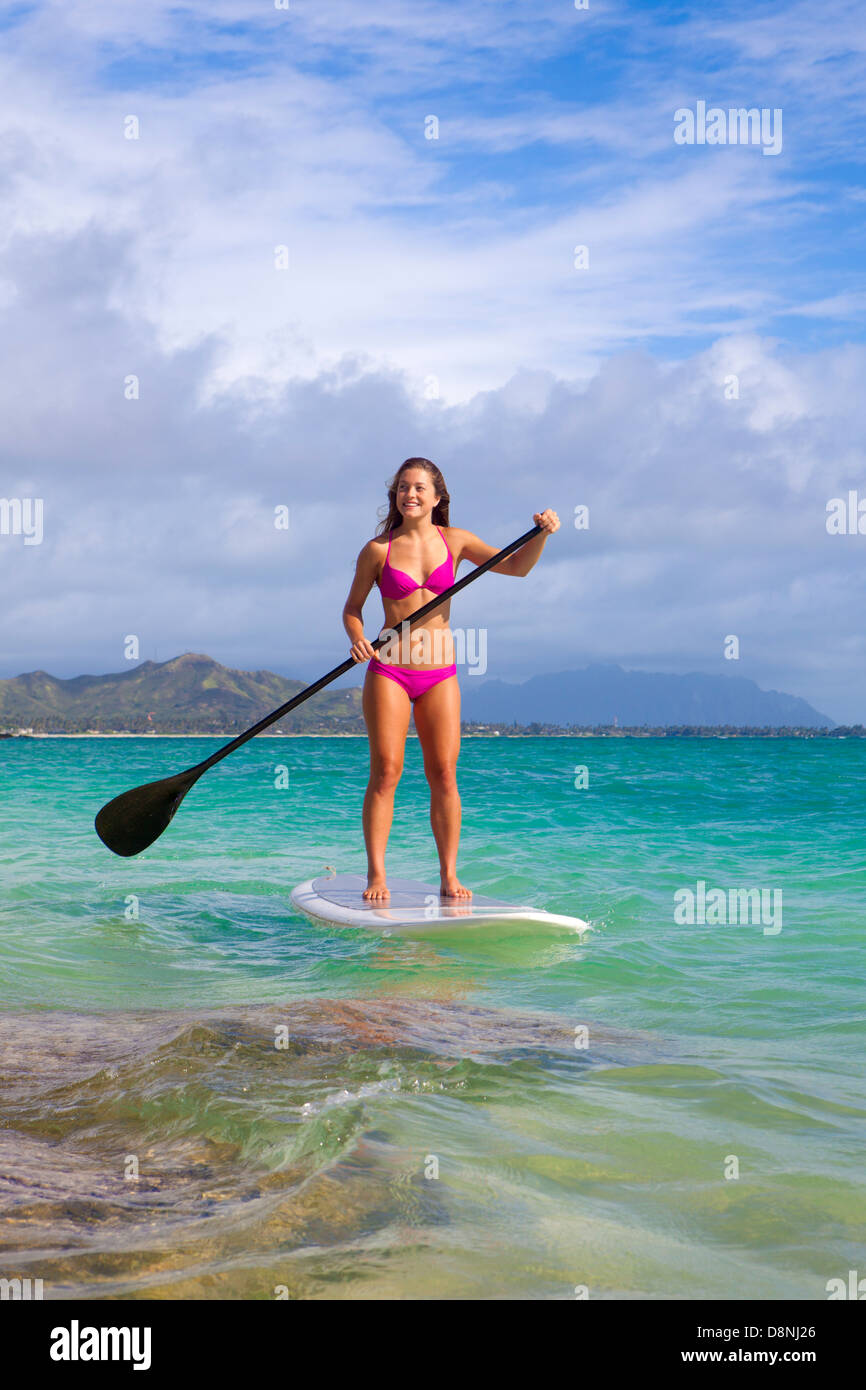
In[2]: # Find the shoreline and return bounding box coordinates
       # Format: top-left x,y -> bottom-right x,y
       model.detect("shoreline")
4,729 -> 861,741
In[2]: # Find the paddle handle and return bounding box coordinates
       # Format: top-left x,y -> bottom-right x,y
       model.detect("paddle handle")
194,523 -> 543,773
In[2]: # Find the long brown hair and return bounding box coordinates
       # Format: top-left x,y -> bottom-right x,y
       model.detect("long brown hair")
376,457 -> 451,535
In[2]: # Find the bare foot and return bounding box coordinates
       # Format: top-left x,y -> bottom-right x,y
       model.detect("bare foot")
363,878 -> 390,901
440,876 -> 472,899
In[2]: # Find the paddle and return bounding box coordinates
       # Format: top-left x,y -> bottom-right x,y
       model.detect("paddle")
94,523 -> 543,856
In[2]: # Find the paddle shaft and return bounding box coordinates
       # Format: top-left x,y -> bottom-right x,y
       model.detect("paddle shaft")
194,523 -> 543,774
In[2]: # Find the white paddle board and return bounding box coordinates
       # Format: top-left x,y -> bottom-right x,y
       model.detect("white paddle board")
290,873 -> 590,936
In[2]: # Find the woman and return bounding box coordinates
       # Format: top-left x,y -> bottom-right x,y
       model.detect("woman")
343,457 -> 559,901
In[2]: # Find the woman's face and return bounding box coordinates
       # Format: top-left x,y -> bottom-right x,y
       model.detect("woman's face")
396,468 -> 439,520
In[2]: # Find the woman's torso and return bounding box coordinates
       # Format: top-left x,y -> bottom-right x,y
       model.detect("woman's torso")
375,525 -> 456,669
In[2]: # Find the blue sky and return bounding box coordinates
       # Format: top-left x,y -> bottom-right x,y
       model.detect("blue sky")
0,0 -> 865,719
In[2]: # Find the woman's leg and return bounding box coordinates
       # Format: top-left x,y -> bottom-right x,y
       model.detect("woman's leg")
361,666 -> 412,899
412,674 -> 471,899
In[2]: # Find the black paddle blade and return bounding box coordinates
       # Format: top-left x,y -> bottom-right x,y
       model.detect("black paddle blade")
94,768 -> 201,857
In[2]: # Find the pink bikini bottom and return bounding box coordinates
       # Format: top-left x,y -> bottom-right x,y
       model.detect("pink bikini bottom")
368,656 -> 457,701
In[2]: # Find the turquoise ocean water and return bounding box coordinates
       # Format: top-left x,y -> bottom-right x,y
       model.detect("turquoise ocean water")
0,734 -> 864,1299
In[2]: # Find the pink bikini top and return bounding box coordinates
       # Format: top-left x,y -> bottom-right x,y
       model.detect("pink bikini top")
378,525 -> 454,599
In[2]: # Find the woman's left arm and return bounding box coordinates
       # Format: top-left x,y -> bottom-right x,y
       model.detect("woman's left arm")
450,509 -> 560,576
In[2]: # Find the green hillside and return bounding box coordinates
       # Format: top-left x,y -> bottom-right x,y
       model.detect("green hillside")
0,654 -> 365,734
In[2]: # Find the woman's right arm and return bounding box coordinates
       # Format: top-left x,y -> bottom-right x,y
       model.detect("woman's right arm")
343,541 -> 380,663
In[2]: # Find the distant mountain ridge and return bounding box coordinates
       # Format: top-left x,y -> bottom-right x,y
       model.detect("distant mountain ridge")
459,663 -> 834,728
0,654 -> 835,732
